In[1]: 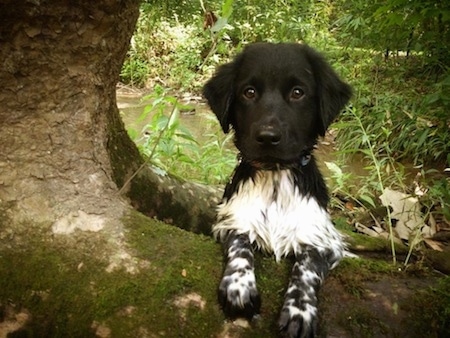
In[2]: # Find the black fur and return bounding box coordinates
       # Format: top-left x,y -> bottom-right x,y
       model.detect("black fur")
203,42 -> 351,337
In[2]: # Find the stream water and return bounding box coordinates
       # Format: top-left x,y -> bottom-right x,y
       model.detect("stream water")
117,90 -> 218,145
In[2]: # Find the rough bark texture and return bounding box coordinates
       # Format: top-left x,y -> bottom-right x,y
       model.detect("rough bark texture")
0,0 -> 139,227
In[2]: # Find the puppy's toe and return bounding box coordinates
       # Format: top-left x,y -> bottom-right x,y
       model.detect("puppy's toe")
218,274 -> 261,319
278,305 -> 317,338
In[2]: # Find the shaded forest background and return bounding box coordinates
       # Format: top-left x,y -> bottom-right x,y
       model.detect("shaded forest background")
119,0 -> 449,254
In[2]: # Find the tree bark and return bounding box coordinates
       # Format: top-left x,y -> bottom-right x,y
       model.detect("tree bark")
0,0 -> 218,236
0,3 -> 220,334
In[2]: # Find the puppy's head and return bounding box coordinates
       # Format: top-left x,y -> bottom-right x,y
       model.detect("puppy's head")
203,42 -> 352,164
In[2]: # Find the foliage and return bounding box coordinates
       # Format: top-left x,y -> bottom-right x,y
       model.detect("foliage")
424,176 -> 450,223
120,4 -> 210,90
120,0 -> 347,88
127,86 -> 236,185
120,54 -> 149,87
330,106 -> 399,263
333,0 -> 450,70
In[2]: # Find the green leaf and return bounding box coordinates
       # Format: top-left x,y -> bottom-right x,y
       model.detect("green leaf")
221,0 -> 234,19
360,149 -> 373,157
416,130 -> 429,148
139,105 -> 153,121
324,161 -> 343,176
167,107 -> 180,130
361,134 -> 370,144
359,194 -> 376,208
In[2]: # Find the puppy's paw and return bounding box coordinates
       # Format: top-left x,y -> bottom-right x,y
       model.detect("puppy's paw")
218,268 -> 260,319
278,302 -> 317,338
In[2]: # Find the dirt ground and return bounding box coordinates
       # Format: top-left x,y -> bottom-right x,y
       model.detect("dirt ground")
321,259 -> 445,338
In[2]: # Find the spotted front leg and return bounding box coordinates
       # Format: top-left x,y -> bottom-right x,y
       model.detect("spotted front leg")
278,247 -> 331,338
218,232 -> 261,320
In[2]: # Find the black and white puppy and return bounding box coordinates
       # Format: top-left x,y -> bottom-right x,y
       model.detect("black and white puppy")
203,42 -> 352,337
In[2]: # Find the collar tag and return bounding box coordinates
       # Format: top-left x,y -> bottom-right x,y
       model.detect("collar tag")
301,154 -> 311,166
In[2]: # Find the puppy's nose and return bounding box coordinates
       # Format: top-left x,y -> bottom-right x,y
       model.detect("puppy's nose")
256,129 -> 281,146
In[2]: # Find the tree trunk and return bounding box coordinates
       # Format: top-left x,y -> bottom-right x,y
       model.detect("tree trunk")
0,0 -> 137,226
0,3 -> 221,335
0,0 -> 217,236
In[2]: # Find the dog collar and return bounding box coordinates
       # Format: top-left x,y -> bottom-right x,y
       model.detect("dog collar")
239,153 -> 312,169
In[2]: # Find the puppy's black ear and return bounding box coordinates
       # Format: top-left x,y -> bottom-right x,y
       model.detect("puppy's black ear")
305,46 -> 352,136
203,62 -> 237,133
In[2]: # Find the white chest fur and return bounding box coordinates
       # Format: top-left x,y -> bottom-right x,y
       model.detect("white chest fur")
213,170 -> 344,262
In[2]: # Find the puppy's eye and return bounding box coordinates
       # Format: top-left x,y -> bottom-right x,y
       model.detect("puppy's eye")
243,86 -> 257,100
290,87 -> 304,100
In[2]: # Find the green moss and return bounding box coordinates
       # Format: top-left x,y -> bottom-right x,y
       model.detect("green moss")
1,242 -> 104,336
0,212 -> 226,337
336,306 -> 389,338
403,276 -> 450,337
2,210 -> 445,337
123,211 -> 293,337
332,257 -> 397,297
0,211 -> 292,337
